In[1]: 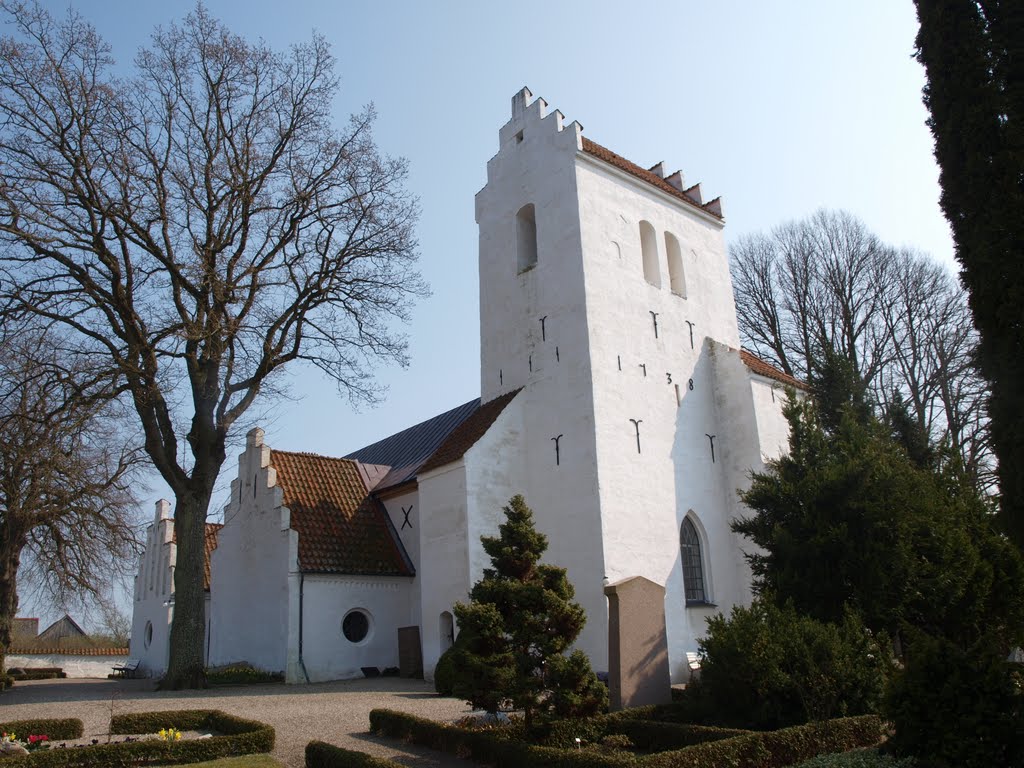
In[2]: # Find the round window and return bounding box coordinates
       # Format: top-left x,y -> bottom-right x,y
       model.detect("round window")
144,621 -> 153,649
342,609 -> 370,644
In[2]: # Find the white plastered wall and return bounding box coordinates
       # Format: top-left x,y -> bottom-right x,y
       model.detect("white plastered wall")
474,88 -> 609,670
298,574 -> 414,682
208,428 -> 292,676
130,501 -> 174,676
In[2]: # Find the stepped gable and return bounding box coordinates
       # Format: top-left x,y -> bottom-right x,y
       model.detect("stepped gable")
344,397 -> 480,490
581,137 -> 723,220
420,389 -> 521,473
740,349 -> 808,390
270,449 -> 412,576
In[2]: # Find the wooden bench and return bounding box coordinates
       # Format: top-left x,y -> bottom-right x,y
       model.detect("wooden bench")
111,658 -> 140,678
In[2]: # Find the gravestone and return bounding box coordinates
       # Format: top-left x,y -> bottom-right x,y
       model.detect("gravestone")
604,576 -> 671,710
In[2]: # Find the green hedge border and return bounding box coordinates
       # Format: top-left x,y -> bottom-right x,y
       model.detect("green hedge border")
305,741 -> 404,768
0,709 -> 273,767
0,719 -> 83,740
368,709 -> 883,768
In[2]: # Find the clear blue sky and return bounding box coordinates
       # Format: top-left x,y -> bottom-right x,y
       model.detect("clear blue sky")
23,0 -> 951,626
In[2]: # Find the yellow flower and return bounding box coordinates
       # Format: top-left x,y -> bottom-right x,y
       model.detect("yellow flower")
174,732 -> 182,741
159,729 -> 166,739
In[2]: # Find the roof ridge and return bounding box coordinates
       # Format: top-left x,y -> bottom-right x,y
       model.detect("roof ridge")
580,137 -> 723,220
270,448 -> 358,463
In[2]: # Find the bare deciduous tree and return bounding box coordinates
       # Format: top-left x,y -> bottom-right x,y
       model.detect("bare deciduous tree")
0,331 -> 139,673
731,209 -> 991,489
0,2 -> 425,687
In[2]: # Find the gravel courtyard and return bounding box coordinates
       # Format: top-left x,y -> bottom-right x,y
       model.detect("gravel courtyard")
0,677 -> 474,767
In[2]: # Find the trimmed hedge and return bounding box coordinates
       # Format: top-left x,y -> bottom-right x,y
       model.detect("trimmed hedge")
1,709 -> 273,767
1,674 -> 15,690
305,741 -> 404,768
0,720 -> 83,740
641,716 -> 885,768
607,719 -> 750,752
369,708 -> 883,768
8,671 -> 67,681
369,709 -> 631,768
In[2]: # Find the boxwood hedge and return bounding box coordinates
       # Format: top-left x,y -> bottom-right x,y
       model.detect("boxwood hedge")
0,719 -> 83,740
305,741 -> 404,768
369,708 -> 883,768
0,709 -> 273,767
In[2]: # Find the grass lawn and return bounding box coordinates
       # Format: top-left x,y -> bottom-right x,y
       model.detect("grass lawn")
186,756 -> 284,768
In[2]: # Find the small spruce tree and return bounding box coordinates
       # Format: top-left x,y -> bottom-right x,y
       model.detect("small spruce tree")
449,494 -> 607,730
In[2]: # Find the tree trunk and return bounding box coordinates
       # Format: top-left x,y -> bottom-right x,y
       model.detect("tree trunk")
0,542 -> 23,675
159,491 -> 212,690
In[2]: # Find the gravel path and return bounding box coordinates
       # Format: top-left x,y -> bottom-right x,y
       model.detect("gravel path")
0,677 -> 474,767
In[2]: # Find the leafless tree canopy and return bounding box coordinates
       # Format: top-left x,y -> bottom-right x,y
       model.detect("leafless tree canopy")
0,2 -> 425,686
730,209 -> 990,489
0,330 -> 139,670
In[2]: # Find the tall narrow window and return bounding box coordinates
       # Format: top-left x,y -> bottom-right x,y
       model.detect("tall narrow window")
640,220 -> 660,286
516,204 -> 538,272
681,517 -> 707,604
439,611 -> 454,653
665,232 -> 686,297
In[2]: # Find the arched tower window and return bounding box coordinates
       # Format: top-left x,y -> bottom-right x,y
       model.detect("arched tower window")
516,204 -> 538,272
439,611 -> 454,653
639,220 -> 660,286
680,516 -> 707,604
665,232 -> 686,297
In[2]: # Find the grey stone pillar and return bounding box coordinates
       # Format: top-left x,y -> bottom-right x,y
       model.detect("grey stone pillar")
604,576 -> 672,710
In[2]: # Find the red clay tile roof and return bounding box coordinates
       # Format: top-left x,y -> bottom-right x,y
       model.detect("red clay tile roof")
345,398 -> 480,490
740,349 -> 808,390
581,137 -> 723,220
270,450 -> 413,577
7,647 -> 130,656
204,523 -> 222,591
420,389 -> 521,473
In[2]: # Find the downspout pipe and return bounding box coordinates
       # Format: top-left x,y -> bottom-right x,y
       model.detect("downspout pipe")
298,572 -> 310,683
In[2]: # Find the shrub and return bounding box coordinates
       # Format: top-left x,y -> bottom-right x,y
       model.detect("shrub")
0,709 -> 274,767
305,741 -> 404,768
884,632 -> 1023,768
206,666 -> 284,685
0,720 -> 83,740
432,647 -> 456,696
641,716 -> 884,768
792,749 -> 917,767
368,707 -> 881,768
696,600 -> 888,729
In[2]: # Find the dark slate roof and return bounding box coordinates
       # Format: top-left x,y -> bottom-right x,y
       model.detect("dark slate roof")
271,450 -> 413,577
420,389 -> 521,473
345,398 -> 480,490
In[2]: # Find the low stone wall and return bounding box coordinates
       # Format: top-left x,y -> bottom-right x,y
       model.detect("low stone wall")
6,649 -> 130,678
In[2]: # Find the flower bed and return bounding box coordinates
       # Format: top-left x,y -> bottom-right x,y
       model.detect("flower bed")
368,708 -> 884,768
0,710 -> 273,767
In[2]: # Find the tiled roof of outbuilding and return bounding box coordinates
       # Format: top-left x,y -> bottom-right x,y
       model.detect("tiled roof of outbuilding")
581,137 -> 723,220
204,523 -> 222,590
7,647 -> 130,656
270,450 -> 412,577
345,398 -> 480,491
740,349 -> 808,390
420,389 -> 521,473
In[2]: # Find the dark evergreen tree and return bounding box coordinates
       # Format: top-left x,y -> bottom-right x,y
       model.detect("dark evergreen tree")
734,395 -> 1024,651
914,1 -> 1024,551
449,495 -> 607,730
883,391 -> 934,470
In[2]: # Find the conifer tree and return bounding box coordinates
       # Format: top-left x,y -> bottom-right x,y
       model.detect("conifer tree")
449,495 -> 607,730
914,1 -> 1024,551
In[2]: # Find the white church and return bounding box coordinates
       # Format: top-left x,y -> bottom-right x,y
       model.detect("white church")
131,88 -> 801,685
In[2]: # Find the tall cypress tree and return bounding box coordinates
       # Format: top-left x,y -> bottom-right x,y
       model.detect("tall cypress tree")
913,1 -> 1024,550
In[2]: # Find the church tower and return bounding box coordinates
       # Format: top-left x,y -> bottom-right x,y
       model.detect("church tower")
475,88 -> 767,681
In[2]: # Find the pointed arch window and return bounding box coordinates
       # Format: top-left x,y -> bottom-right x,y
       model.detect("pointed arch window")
681,517 -> 707,604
